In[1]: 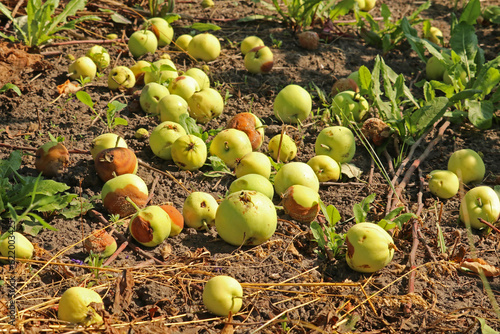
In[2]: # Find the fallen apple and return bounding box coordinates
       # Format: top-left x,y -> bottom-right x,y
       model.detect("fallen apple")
86,45 -> 110,71
0,232 -> 34,260
171,134 -> 208,171
90,133 -> 128,160
134,128 -> 149,140
331,78 -> 359,97
273,84 -> 312,124
168,75 -> 201,101
144,58 -> 178,85
244,46 -> 274,74
188,33 -> 221,61
187,87 -> 225,123
108,66 -> 136,90
129,60 -> 151,85
83,230 -> 117,258
297,31 -> 319,50
149,121 -> 187,160
315,126 -> 356,164
273,161 -> 320,196
356,0 -> 376,11
424,26 -> 443,44
128,29 -> 158,58
185,67 -> 210,90
282,185 -> 320,223
447,148 -> 485,184
68,56 -> 97,81
331,90 -> 369,123
226,112 -> 264,150
228,173 -> 274,200
425,56 -> 446,81
174,34 -> 193,51
203,275 -> 243,316
58,287 -> 103,325
158,94 -> 189,123
101,174 -> 149,217
234,151 -> 272,179
160,204 -> 184,237
35,142 -> 69,177
459,186 -> 500,229
345,222 -> 395,273
427,170 -> 459,199
240,35 -> 264,55
129,204 -> 171,247
209,129 -> 253,168
182,191 -> 219,230
215,190 -> 277,246
307,155 -> 341,182
94,147 -> 138,182
145,17 -> 174,47
140,82 -> 170,115
268,133 -> 297,163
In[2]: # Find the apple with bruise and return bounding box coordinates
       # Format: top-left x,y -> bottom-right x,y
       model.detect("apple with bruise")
226,112 -> 264,150
273,162 -> 319,196
94,147 -> 138,182
244,46 -> 274,74
129,204 -> 171,247
83,230 -> 117,258
101,174 -> 149,217
149,121 -> 187,160
90,133 -> 128,160
282,185 -> 320,223
187,87 -> 225,123
182,192 -> 219,230
140,82 -> 170,115
160,204 -> 184,237
35,142 -> 70,177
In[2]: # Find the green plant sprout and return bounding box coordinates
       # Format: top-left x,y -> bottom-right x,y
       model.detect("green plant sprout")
0,0 -> 100,48
269,34 -> 282,48
76,91 -> 128,131
0,84 -> 21,96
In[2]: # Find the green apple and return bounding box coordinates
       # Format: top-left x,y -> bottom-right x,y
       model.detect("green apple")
215,190 -> 277,246
315,126 -> 356,164
171,134 -> 208,171
58,287 -> 103,325
424,26 -> 443,45
273,84 -> 312,124
228,173 -> 274,200
174,34 -> 193,51
185,67 -> 210,90
274,162 -> 320,196
307,155 -> 341,182
425,56 -> 446,81
129,60 -> 151,85
101,174 -> 149,217
447,148 -> 485,184
268,133 -> 297,163
149,121 -> 187,160
182,191 -> 219,230
356,0 -> 376,11
459,186 -> 500,229
347,71 -> 361,88
443,65 -> 468,86
244,46 -> 274,74
282,185 -> 320,223
129,205 -> 171,247
203,276 -> 243,316
158,94 -> 189,123
188,33 -> 221,61
226,112 -> 265,151
0,232 -> 34,259
209,129 -> 253,168
427,170 -> 459,199
241,36 -> 265,55
168,75 -> 201,101
144,58 -> 178,85
86,45 -> 110,71
90,133 -> 128,160
187,87 -> 225,124
68,56 -> 97,81
94,147 -> 138,182
108,66 -> 136,90
145,17 -> 174,47
128,29 -> 158,58
345,222 -> 395,273
234,151 -> 271,179
140,82 -> 170,115
331,90 -> 369,123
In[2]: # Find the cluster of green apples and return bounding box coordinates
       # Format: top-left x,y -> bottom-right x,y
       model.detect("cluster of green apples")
67,44 -> 111,81
240,35 -> 274,74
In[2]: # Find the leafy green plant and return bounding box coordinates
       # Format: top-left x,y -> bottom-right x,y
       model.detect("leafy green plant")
76,91 -> 128,131
84,251 -> 108,280
0,83 -> 21,96
148,0 -> 175,18
0,151 -> 93,235
310,201 -> 344,260
0,0 -> 100,48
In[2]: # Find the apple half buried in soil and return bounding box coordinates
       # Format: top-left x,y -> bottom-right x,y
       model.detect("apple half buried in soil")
0,232 -> 34,260
209,129 -> 253,169
149,121 -> 187,160
234,151 -> 271,179
203,275 -> 243,316
459,186 -> 500,229
273,84 -> 312,124
160,204 -> 184,237
226,112 -> 265,151
94,147 -> 138,182
90,133 -> 128,160
427,170 -> 459,199
58,287 -> 103,325
228,173 -> 274,200
345,222 -> 395,273
182,192 -> 219,230
215,190 -> 277,246
129,204 -> 171,247
35,142 -> 70,177
83,230 -> 117,258
447,148 -> 485,185
307,155 -> 340,182
244,46 -> 274,74
282,185 -> 320,223
268,133 -> 297,163
170,134 -> 208,171
315,126 -> 356,164
274,161 -> 320,196
101,174 -> 149,217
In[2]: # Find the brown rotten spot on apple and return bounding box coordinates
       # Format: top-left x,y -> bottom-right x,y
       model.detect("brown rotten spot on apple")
102,185 -> 148,217
226,113 -> 263,150
361,118 -> 393,146
130,214 -> 155,243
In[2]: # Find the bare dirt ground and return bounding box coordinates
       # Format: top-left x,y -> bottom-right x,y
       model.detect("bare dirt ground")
0,0 -> 500,332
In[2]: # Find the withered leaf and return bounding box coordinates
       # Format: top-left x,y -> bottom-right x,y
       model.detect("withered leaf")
460,258 -> 500,277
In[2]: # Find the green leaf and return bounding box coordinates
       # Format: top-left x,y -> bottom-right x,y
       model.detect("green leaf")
189,22 -> 221,31
0,83 -> 22,96
76,91 -> 94,110
450,22 -> 478,64
328,0 -> 355,21
383,206 -> 404,221
460,0 -> 481,25
60,196 -> 95,219
27,212 -> 58,231
111,12 -> 132,24
46,0 -> 86,38
391,212 -> 416,229
353,193 -> 376,224
473,61 -> 500,98
178,113 -> 202,135
310,221 -> 326,249
113,117 -> 128,127
378,219 -> 396,231
358,65 -> 371,92
409,96 -> 448,136
206,156 -> 230,174
466,100 -> 493,129
476,317 -> 499,334
341,163 -> 362,179
0,151 -> 22,178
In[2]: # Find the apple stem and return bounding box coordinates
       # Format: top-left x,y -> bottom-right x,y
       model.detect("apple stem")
320,143 -> 330,150
224,141 -> 230,151
125,196 -> 141,213
202,220 -> 209,231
